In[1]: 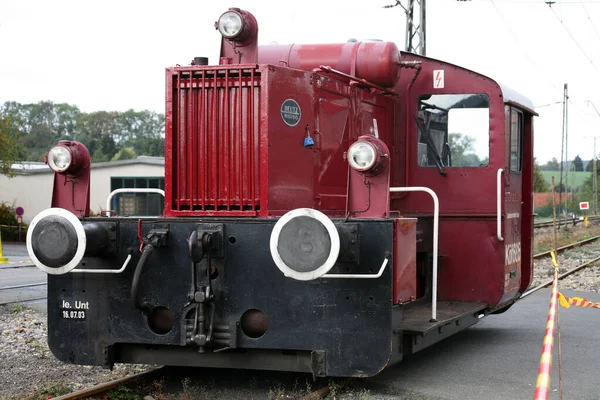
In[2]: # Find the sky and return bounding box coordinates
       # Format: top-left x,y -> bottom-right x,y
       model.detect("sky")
2,0 -> 600,164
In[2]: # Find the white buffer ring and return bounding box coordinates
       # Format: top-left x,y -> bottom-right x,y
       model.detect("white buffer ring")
269,208 -> 340,281
26,208 -> 87,275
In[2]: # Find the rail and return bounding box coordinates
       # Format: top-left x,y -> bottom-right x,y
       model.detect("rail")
390,186 -> 439,321
534,215 -> 600,229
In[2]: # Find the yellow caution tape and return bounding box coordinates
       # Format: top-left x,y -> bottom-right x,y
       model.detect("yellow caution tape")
550,250 -> 559,269
559,293 -> 600,309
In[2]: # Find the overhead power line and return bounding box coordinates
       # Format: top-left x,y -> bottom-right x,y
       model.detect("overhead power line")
579,0 -> 600,45
546,3 -> 599,72
490,0 -> 563,95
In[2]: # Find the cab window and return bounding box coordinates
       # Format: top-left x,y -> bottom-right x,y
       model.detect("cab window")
417,94 -> 490,168
510,108 -> 523,173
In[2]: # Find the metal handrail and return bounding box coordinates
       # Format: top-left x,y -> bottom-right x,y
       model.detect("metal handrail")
71,254 -> 132,274
497,168 -> 504,241
322,254 -> 390,279
105,188 -> 165,214
390,186 -> 439,322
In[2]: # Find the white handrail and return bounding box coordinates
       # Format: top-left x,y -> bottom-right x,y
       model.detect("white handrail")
321,254 -> 389,279
71,254 -> 132,274
105,188 -> 165,213
390,186 -> 439,322
497,168 -> 504,241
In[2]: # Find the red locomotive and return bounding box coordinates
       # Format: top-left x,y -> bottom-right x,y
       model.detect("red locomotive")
26,8 -> 536,377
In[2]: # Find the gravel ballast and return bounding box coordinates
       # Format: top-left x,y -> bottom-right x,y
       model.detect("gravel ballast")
0,306 -> 148,399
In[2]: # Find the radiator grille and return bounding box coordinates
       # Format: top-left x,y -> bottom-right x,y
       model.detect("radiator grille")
171,68 -> 261,213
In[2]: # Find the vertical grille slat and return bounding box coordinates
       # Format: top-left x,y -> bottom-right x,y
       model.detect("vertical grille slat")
171,67 -> 261,214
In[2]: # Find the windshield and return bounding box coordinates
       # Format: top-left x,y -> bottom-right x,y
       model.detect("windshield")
417,94 -> 490,170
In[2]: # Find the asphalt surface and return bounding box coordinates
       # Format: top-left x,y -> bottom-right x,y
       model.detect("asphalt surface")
0,242 -> 46,312
1,243 -> 599,399
360,288 -> 600,399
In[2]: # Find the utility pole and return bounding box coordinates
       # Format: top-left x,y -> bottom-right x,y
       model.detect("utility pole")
585,100 -> 600,214
405,0 -> 426,55
565,84 -> 569,211
385,0 -> 426,55
582,137 -> 598,214
595,139 -> 597,215
559,84 -> 568,218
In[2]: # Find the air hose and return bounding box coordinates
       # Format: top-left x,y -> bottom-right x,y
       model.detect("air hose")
131,244 -> 156,314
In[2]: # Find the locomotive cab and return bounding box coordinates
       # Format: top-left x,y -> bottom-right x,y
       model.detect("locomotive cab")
26,8 -> 536,378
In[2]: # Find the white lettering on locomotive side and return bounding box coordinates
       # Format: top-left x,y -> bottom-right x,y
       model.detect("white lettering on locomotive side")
61,299 -> 89,320
505,242 -> 521,266
75,301 -> 89,310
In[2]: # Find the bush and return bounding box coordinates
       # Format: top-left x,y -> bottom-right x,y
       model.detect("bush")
0,201 -> 16,226
534,203 -> 559,218
0,201 -> 26,242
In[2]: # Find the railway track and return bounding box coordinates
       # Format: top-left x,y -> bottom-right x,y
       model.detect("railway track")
534,215 -> 600,229
47,366 -> 332,400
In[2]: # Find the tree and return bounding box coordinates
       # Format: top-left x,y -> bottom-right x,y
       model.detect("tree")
586,158 -> 595,172
448,133 -> 482,166
111,147 -> 136,161
0,115 -> 24,177
542,157 -> 560,171
534,159 -> 549,192
573,155 -> 584,172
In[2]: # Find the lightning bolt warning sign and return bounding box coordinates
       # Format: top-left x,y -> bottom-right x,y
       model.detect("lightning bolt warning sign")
433,70 -> 444,89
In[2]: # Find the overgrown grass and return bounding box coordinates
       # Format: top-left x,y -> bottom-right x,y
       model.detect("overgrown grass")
10,304 -> 24,313
534,224 -> 600,254
24,381 -> 72,400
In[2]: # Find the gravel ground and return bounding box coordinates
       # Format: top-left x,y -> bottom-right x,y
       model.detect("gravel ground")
0,306 -> 149,400
1,235 -> 599,400
531,244 -> 600,292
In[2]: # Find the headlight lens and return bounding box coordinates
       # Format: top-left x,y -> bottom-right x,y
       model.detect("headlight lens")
47,145 -> 72,173
218,11 -> 243,38
347,142 -> 376,171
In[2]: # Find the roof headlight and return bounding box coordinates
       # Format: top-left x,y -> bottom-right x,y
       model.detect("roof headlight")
47,145 -> 72,173
348,141 -> 377,171
217,11 -> 243,39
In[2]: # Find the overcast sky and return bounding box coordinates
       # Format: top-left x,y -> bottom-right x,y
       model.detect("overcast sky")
2,0 -> 600,164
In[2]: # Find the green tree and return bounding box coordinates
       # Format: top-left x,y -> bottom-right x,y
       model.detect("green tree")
448,133 -> 482,166
586,158 -> 595,172
542,157 -> 560,171
111,147 -> 136,161
0,115 -> 25,177
573,155 -> 584,172
534,159 -> 549,192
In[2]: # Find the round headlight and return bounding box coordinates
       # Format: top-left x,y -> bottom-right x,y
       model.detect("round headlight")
347,141 -> 376,171
217,11 -> 243,38
47,145 -> 72,173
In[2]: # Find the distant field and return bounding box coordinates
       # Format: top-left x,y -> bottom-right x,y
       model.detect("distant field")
541,171 -> 590,190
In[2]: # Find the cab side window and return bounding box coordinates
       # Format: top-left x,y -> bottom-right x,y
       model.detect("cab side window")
510,108 -> 523,173
417,94 -> 490,168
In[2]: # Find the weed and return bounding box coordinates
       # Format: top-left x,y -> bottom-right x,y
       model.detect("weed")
10,304 -> 24,313
358,388 -> 374,400
25,381 -> 71,400
267,384 -> 286,400
149,378 -> 170,400
104,384 -> 142,400
178,377 -> 207,400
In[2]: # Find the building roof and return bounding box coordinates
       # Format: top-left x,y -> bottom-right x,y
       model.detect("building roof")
9,156 -> 165,175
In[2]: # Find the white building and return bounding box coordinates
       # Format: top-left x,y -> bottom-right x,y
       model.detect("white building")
0,157 -> 165,224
